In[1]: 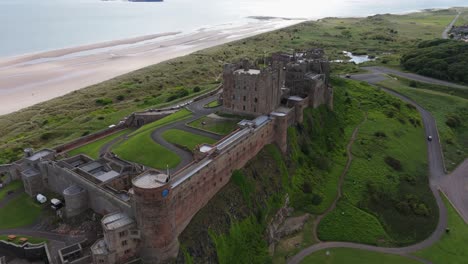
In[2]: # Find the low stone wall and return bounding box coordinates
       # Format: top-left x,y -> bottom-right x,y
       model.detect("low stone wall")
0,241 -> 50,264
54,125 -> 125,154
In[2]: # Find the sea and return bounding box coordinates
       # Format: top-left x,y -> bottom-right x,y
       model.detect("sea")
0,0 -> 466,57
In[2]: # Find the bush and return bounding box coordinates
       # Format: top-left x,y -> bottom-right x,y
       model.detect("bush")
95,98 -> 113,105
116,95 -> 125,101
374,131 -> 387,138
445,114 -> 461,128
384,156 -> 402,171
193,86 -> 201,93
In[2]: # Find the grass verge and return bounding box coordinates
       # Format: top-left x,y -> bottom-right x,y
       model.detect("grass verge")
162,129 -> 217,152
0,235 -> 47,245
0,193 -> 42,229
301,248 -> 421,264
67,129 -> 130,159
187,116 -> 240,135
0,180 -> 23,201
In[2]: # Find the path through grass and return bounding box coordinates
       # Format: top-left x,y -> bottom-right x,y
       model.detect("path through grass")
301,248 -> 421,264
67,129 -> 130,159
162,129 -> 217,152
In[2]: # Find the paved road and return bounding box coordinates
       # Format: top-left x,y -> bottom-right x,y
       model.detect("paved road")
150,94 -> 223,173
288,73 -> 453,264
359,66 -> 467,89
442,11 -> 461,39
439,159 -> 468,223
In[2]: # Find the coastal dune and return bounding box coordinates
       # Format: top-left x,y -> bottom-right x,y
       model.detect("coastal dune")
0,19 -> 303,115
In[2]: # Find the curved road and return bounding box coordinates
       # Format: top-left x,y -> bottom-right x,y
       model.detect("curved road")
288,73 -> 451,264
150,94 -> 223,173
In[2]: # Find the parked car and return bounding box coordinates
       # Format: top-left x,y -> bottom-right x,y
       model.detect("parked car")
345,74 -> 351,78
427,136 -> 433,142
50,198 -> 64,210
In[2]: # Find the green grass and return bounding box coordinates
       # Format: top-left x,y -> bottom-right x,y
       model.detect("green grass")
204,100 -> 221,108
454,9 -> 468,26
317,79 -> 437,246
187,116 -> 240,135
301,248 -> 421,264
0,180 -> 23,201
67,129 -> 130,159
162,129 -> 217,152
378,79 -> 468,171
0,9 -> 458,164
0,193 -> 42,229
318,201 -> 391,245
112,109 -> 193,169
415,194 -> 468,263
0,235 -> 47,245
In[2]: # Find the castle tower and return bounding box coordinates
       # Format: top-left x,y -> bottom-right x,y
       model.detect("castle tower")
132,171 -> 178,263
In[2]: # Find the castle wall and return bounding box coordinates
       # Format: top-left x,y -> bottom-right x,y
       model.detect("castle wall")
172,120 -> 277,235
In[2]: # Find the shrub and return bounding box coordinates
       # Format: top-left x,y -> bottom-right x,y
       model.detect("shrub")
409,81 -> 418,87
384,156 -> 402,171
193,86 -> 201,93
116,95 -> 125,101
374,131 -> 387,138
445,114 -> 461,128
95,98 -> 113,105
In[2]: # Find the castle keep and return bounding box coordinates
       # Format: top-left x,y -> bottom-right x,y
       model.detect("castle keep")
0,49 -> 332,264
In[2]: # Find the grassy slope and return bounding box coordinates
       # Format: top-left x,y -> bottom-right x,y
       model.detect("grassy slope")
161,129 -> 217,152
67,129 -> 130,159
0,180 -> 23,201
378,79 -> 468,171
301,248 -> 420,264
318,79 -> 437,246
187,116 -> 240,136
112,109 -> 192,169
0,9 -> 457,163
0,193 -> 42,229
415,194 -> 468,263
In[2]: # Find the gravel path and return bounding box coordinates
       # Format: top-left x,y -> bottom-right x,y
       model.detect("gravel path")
442,12 -> 461,39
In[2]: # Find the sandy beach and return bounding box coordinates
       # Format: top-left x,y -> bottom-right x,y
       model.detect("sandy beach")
0,19 -> 303,115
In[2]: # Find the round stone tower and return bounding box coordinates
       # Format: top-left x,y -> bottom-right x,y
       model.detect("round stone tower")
132,171 -> 178,263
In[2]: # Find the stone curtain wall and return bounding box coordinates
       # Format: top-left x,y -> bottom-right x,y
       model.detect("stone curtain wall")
0,241 -> 50,264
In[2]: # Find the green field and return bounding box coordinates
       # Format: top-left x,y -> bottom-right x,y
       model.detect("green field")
0,193 -> 42,229
415,194 -> 468,263
0,9 -> 459,164
67,129 -> 130,159
378,78 -> 468,171
301,248 -> 420,264
454,8 -> 468,26
0,180 -> 23,201
162,129 -> 217,152
112,109 -> 192,169
0,235 -> 47,245
317,79 -> 437,246
188,116 -> 240,135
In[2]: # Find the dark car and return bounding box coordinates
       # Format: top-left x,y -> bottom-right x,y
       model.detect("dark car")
345,74 -> 351,78
427,136 -> 433,142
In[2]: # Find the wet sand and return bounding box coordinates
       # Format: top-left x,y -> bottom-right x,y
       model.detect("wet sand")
0,19 -> 303,115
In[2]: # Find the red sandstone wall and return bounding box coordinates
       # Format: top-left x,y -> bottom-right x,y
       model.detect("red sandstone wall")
172,121 -> 276,235
55,126 -> 124,154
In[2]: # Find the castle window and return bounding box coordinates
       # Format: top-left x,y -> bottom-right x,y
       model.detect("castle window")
254,107 -> 256,113
99,260 -> 105,263
119,231 -> 126,238
243,106 -> 246,110
125,249 -> 131,255
232,95 -> 235,100
122,240 -> 128,246
243,96 -> 246,101
244,86 -> 247,90
254,98 -> 258,103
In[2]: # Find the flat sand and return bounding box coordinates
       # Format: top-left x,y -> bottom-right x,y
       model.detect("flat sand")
0,19 -> 303,115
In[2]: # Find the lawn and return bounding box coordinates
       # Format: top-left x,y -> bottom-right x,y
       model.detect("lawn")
0,193 -> 42,229
67,129 -> 130,159
0,180 -> 23,201
204,100 -> 221,108
0,9 -> 459,164
0,235 -> 47,245
317,79 -> 438,246
301,248 -> 420,264
415,194 -> 468,263
187,116 -> 240,135
378,78 -> 468,171
162,129 -> 217,152
112,109 -> 193,169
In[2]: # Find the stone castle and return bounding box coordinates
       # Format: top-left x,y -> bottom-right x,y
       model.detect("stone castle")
0,49 -> 333,264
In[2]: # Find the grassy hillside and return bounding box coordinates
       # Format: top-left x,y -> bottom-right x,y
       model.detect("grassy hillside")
317,79 -> 437,246
0,9 -> 458,164
378,78 -> 467,171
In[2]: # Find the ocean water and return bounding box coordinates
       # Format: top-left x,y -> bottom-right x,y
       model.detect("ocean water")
0,0 -> 466,57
